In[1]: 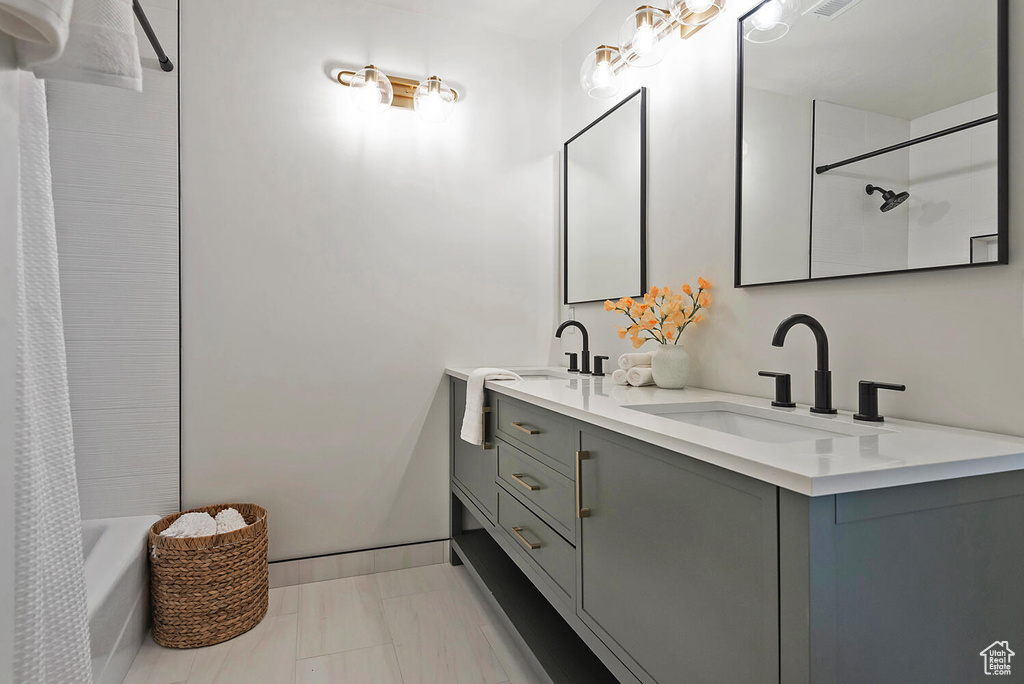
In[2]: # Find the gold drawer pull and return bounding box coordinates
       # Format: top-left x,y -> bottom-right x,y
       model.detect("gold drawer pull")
511,526 -> 540,550
576,450 -> 591,519
511,473 -> 540,491
481,406 -> 493,450
511,422 -> 540,435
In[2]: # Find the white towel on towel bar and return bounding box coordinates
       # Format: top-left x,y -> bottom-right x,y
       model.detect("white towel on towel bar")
460,368 -> 522,445
0,0 -> 74,67
33,0 -> 142,90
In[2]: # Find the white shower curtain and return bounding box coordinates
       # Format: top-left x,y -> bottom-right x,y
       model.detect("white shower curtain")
13,71 -> 93,684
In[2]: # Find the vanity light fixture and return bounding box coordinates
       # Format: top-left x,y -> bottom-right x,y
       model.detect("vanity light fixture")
619,6 -> 673,67
580,2 -> 725,98
580,45 -> 624,98
336,66 -> 461,120
348,65 -> 393,114
413,76 -> 457,123
744,0 -> 800,43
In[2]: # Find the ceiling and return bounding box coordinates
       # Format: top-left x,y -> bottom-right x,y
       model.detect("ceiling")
744,0 -> 999,121
359,0 -> 604,43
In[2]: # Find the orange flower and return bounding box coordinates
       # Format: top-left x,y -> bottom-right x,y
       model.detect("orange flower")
697,291 -> 712,308
650,286 -> 661,298
698,277 -> 711,290
604,300 -> 616,311
692,314 -> 704,324
616,325 -> 628,339
682,283 -> 692,295
622,297 -> 634,308
631,336 -> 646,349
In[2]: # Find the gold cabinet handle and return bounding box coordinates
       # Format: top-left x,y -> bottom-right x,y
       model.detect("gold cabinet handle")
511,422 -> 540,435
511,526 -> 540,550
576,450 -> 591,519
481,406 -> 493,450
510,473 -> 540,491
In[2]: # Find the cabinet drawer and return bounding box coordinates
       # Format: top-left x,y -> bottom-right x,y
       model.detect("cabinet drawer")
495,396 -> 576,476
498,488 -> 575,601
497,441 -> 575,542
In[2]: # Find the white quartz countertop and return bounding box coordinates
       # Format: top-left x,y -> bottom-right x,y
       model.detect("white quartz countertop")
446,366 -> 1024,496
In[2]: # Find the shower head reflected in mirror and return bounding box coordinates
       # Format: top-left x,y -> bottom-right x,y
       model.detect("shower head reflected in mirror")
866,184 -> 910,213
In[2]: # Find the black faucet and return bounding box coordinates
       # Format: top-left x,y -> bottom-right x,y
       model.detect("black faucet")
556,320 -> 591,375
771,314 -> 837,415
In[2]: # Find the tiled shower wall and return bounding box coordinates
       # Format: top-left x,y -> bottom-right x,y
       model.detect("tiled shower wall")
48,0 -> 179,519
907,92 -> 999,269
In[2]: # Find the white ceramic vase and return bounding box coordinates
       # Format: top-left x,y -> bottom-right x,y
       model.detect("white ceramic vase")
651,344 -> 691,389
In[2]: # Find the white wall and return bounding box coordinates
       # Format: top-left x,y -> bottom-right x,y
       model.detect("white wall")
908,92 -> 999,269
811,101 -> 910,278
559,0 -> 1024,438
48,0 -> 180,520
0,32 -> 17,684
181,0 -> 560,560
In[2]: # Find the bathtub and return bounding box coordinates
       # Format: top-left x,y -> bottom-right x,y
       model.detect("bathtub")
83,515 -> 160,684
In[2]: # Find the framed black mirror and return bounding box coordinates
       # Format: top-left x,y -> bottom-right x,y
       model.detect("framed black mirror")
564,88 -> 647,304
735,0 -> 1008,287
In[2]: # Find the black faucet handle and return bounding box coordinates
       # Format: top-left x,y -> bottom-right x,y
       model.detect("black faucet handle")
592,355 -> 609,377
758,371 -> 796,408
564,352 -> 579,373
854,381 -> 906,423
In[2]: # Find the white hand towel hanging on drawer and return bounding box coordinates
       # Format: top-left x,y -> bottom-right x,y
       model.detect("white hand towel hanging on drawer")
460,368 -> 522,445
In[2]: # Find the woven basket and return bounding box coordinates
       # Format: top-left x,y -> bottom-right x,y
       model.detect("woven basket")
149,503 -> 269,649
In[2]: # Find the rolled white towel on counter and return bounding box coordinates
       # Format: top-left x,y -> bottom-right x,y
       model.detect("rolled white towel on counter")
626,366 -> 655,387
215,507 -> 247,535
160,512 -> 217,538
612,369 -> 629,386
618,352 -> 654,371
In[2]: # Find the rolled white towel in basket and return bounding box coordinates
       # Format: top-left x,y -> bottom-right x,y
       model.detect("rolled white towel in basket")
160,512 -> 216,538
612,369 -> 629,386
215,508 -> 247,534
618,352 -> 653,371
626,366 -> 655,387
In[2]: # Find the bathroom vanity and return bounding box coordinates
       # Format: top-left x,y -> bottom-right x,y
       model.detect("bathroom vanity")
446,369 -> 1024,684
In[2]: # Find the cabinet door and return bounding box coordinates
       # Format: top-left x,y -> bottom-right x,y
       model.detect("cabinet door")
451,378 -> 496,522
577,427 -> 779,684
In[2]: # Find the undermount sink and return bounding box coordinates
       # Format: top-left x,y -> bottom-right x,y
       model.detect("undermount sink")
624,401 -> 891,444
514,369 -> 571,380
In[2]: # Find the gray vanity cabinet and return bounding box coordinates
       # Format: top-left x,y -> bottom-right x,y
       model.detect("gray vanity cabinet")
450,378 -> 497,522
576,426 -> 780,684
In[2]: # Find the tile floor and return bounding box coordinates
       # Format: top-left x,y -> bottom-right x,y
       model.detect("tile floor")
124,562 -> 544,684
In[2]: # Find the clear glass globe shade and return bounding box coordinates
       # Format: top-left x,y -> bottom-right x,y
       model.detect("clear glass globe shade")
579,46 -> 622,99
414,77 -> 455,123
618,7 -> 669,68
349,66 -> 392,114
668,0 -> 724,26
745,0 -> 799,42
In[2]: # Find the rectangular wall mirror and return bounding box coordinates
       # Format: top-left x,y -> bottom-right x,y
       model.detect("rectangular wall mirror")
565,88 -> 647,304
736,0 -> 1008,287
